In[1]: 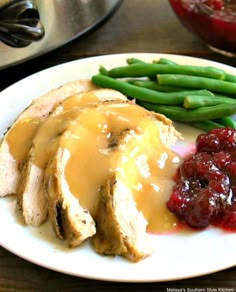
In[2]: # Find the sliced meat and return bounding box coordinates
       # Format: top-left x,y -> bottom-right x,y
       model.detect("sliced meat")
18,89 -> 128,226
18,151 -> 48,226
4,81 -> 181,260
0,79 -> 96,197
91,111 -> 181,261
90,128 -> 152,262
45,147 -> 96,247
44,100 -> 132,245
144,111 -> 181,148
45,100 -> 180,251
92,172 -> 153,262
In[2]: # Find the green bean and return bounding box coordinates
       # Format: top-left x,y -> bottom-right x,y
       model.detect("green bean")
183,95 -> 236,109
214,116 -> 236,128
127,57 -> 178,70
225,73 -> 236,83
190,120 -> 224,131
126,58 -> 146,65
126,57 -> 235,83
92,74 -> 213,105
137,101 -> 236,122
117,57 -> 236,83
153,58 -> 236,83
157,74 -> 236,95
127,57 -> 177,65
126,59 -> 158,81
153,58 -> 177,65
106,63 -> 225,79
99,65 -> 109,76
128,79 -> 202,93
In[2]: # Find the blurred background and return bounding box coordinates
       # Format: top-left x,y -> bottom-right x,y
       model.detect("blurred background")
2,0 -> 236,91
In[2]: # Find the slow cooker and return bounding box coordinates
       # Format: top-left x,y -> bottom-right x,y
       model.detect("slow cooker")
0,0 -> 122,69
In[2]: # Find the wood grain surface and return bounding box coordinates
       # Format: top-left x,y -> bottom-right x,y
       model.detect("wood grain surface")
0,1 -> 235,291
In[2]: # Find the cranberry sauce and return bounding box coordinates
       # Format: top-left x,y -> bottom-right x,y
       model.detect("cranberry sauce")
169,0 -> 236,54
167,128 -> 236,231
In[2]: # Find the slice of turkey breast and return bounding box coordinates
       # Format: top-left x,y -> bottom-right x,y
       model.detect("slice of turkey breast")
45,147 -> 96,247
90,110 -> 181,261
18,89 -> 128,226
0,79 -> 97,198
92,172 -> 153,262
92,128 -> 153,262
91,115 -> 179,262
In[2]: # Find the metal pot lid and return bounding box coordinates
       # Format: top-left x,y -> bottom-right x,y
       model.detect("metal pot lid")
0,0 -> 122,69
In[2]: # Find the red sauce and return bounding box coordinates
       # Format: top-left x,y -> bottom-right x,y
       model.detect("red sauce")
167,128 -> 236,231
169,0 -> 236,54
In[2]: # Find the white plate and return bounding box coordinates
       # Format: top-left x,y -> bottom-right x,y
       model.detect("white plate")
0,53 -> 236,282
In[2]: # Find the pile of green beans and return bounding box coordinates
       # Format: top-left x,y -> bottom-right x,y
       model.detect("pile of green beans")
91,57 -> 236,131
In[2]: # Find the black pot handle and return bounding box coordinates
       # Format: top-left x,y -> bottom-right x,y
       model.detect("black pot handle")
0,0 -> 44,47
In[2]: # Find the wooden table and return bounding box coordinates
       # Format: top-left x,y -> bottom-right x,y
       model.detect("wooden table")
0,1 -> 235,291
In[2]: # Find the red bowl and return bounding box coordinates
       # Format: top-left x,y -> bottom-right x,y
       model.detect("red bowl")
169,0 -> 236,57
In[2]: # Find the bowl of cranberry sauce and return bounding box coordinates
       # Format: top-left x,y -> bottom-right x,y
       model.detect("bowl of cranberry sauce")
168,0 -> 236,57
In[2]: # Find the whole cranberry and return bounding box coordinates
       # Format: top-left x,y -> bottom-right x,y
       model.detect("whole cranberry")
184,189 -> 217,228
196,128 -> 236,153
221,200 -> 236,230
